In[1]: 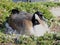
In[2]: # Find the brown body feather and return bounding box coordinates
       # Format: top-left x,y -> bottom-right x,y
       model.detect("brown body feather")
8,11 -> 33,35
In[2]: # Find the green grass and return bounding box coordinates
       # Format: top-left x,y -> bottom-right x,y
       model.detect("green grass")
0,32 -> 60,45
0,0 -> 60,45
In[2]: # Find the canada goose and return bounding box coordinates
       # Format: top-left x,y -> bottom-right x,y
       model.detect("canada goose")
5,9 -> 49,36
32,11 -> 49,36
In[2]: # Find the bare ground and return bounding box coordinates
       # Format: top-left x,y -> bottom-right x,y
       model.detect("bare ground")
49,7 -> 60,17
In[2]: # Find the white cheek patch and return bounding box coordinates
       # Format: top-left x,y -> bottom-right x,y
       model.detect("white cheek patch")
35,14 -> 40,20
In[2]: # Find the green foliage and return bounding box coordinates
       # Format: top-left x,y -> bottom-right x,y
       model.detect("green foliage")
0,0 -> 60,25
17,33 -> 60,45
42,2 -> 57,7
0,0 -> 60,45
0,0 -> 55,25
0,32 -> 60,45
0,32 -> 14,43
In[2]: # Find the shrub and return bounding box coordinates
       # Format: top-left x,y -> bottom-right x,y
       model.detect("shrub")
0,32 -> 60,45
0,32 -> 13,43
0,0 -> 60,45
42,2 -> 57,7
0,0 -> 55,26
